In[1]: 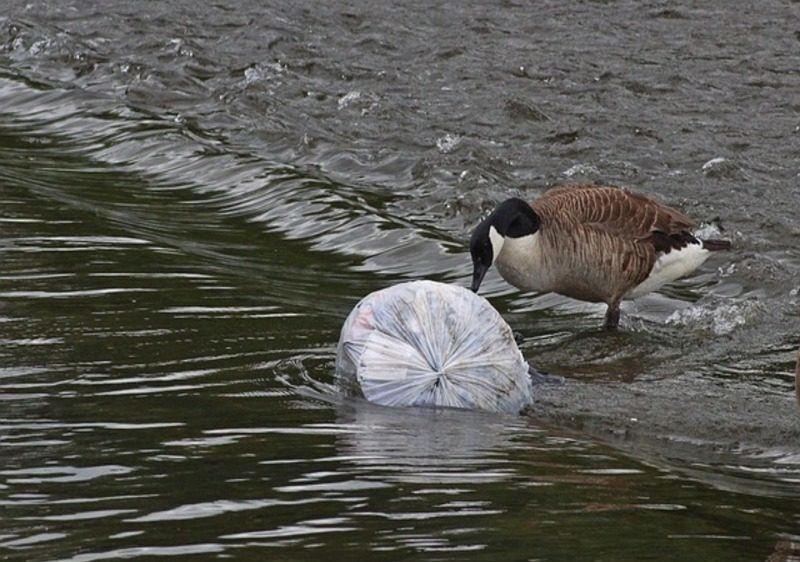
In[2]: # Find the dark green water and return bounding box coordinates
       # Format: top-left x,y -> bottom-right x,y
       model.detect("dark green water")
2,1 -> 800,560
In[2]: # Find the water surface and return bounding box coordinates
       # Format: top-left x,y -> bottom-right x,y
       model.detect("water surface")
2,1 -> 800,560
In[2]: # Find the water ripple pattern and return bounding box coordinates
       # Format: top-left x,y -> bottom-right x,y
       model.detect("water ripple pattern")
2,1 -> 800,561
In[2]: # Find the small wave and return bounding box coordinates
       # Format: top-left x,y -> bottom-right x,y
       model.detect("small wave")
1,464 -> 134,484
700,156 -> 746,180
273,357 -> 342,406
701,156 -> 726,171
130,499 -> 293,522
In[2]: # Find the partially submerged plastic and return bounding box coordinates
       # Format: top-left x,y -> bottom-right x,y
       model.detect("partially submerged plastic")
335,280 -> 533,414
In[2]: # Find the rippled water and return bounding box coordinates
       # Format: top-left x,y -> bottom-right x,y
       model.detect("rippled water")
2,1 -> 800,560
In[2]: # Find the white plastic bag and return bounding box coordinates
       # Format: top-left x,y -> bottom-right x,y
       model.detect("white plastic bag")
335,280 -> 533,414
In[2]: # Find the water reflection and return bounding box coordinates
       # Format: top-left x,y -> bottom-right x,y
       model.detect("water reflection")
334,402 -> 524,485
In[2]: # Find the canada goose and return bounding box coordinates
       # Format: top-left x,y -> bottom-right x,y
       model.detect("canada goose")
469,184 -> 731,329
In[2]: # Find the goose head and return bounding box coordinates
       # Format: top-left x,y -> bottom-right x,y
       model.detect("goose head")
469,197 -> 541,293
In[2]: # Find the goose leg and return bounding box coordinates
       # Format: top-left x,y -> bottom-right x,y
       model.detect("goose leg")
603,301 -> 620,330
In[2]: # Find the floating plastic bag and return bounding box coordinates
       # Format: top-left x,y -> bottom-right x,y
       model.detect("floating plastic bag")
335,280 -> 533,414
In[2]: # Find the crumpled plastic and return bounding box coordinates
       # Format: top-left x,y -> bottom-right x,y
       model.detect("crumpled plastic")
335,280 -> 533,414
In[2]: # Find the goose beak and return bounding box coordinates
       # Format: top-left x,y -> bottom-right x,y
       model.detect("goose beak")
470,262 -> 488,293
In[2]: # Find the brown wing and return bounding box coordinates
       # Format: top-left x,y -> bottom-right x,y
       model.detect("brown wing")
531,184 -> 698,295
534,184 -> 696,239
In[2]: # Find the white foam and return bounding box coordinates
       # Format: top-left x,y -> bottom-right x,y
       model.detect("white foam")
562,163 -> 600,178
338,90 -> 362,110
436,133 -> 462,154
665,301 -> 755,335
693,222 -> 725,240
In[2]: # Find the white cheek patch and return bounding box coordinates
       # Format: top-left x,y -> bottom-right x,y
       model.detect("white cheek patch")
488,225 -> 505,265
